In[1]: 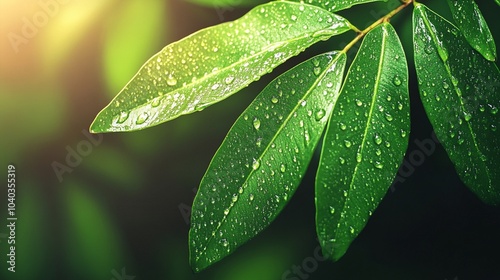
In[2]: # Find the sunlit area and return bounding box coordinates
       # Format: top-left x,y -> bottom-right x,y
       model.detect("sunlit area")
1,0 -> 499,279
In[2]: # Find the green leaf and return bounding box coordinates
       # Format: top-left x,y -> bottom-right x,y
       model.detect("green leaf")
496,0 -> 500,6
291,0 -> 388,12
413,4 -> 500,205
185,0 -> 267,7
189,51 -> 347,272
90,1 -> 352,133
446,0 -> 497,61
316,23 -> 410,261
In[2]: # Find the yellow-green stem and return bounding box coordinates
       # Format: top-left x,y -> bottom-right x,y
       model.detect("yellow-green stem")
342,0 -> 414,54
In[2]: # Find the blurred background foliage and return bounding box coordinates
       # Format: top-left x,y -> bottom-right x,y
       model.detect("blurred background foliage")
0,0 -> 499,279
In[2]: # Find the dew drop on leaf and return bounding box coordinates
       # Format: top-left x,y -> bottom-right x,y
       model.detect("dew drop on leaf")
271,96 -> 279,104
315,109 -> 326,121
166,75 -> 177,86
256,137 -> 263,147
253,118 -> 261,130
356,152 -> 362,163
280,164 -> 286,173
385,113 -> 393,122
136,112 -> 149,125
151,98 -> 160,107
252,159 -> 260,170
344,140 -> 352,148
117,112 -> 129,124
392,75 -> 402,86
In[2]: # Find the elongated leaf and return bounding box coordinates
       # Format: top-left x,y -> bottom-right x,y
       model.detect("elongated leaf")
292,0 -> 388,12
189,51 -> 347,272
316,23 -> 410,261
496,0 -> 500,6
90,1 -> 352,133
446,0 -> 496,61
413,4 -> 500,205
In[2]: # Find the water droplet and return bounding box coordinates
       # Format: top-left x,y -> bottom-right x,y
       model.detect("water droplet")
117,112 -> 129,124
252,159 -> 260,170
491,106 -> 498,115
151,98 -> 160,107
339,157 -> 345,164
349,227 -> 355,234
393,76 -> 402,86
443,81 -> 449,89
249,194 -> 255,201
315,109 -> 326,121
343,190 -> 348,197
313,67 -> 321,76
271,96 -> 279,104
374,134 -> 383,145
232,194 -> 238,203
256,137 -> 263,147
224,76 -> 235,84
223,208 -> 230,215
280,164 -> 286,173
463,112 -> 472,121
356,152 -> 362,163
344,140 -> 352,148
355,99 -> 363,106
211,83 -> 220,90
221,239 -> 228,247
253,118 -> 261,130
291,15 -> 297,21
136,112 -> 149,125
339,122 -> 347,131
385,113 -> 393,122
374,162 -> 383,169
167,75 -> 177,86
300,100 -> 307,107
330,206 -> 335,214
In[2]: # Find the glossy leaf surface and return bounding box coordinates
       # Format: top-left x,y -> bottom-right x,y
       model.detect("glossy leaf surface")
90,1 -> 352,133
414,4 -> 500,205
316,23 -> 410,261
189,51 -> 347,272
447,0 -> 496,61
292,0 -> 388,12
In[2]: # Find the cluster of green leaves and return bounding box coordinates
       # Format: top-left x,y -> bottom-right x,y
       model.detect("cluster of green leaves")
90,0 -> 500,273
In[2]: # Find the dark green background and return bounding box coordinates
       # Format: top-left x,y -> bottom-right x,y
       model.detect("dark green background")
0,0 -> 499,279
